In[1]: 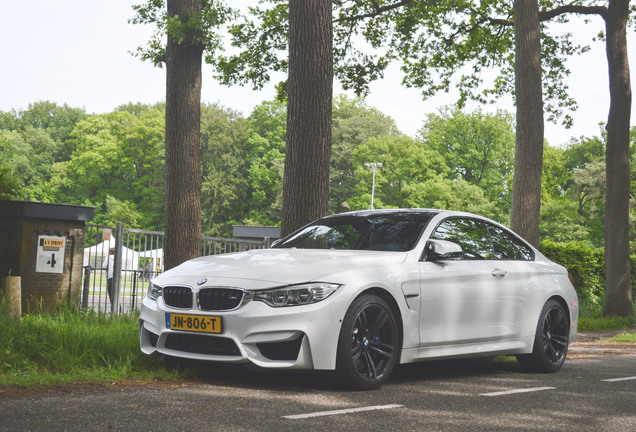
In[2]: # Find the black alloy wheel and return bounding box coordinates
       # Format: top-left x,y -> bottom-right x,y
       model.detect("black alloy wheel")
336,294 -> 399,390
517,299 -> 569,373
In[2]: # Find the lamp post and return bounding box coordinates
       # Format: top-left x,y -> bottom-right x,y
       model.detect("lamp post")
364,162 -> 383,209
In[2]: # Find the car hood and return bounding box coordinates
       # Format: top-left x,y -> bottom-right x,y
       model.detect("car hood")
154,248 -> 408,289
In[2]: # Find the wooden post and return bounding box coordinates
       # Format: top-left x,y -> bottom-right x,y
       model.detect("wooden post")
1,276 -> 22,322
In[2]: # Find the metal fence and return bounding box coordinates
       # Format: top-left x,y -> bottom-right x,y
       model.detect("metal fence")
82,223 -> 268,315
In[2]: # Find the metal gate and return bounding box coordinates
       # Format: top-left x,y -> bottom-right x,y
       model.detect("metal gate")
82,223 -> 267,315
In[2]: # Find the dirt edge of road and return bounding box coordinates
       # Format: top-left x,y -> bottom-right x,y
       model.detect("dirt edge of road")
568,329 -> 636,359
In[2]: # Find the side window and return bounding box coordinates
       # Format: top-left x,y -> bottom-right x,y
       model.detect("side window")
431,218 -> 493,260
487,225 -> 534,261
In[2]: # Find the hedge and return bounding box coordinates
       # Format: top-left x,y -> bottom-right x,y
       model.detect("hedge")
539,240 -> 636,307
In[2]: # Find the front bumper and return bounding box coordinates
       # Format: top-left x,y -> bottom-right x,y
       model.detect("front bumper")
139,289 -> 351,370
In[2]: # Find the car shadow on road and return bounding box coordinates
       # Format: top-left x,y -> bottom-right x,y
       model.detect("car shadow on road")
165,356 -> 524,392
389,357 -> 522,385
164,358 -> 338,391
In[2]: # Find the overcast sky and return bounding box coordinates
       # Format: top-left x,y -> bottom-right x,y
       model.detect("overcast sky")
2,1 -> 634,147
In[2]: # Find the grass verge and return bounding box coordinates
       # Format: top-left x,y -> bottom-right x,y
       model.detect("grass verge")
0,299 -> 184,387
609,332 -> 636,342
578,315 -> 636,333
577,300 -> 636,333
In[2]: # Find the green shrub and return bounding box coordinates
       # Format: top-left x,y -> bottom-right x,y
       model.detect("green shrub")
540,240 -> 606,308
540,240 -> 636,318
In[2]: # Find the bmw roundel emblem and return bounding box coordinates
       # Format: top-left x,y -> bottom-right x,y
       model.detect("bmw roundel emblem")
197,278 -> 208,285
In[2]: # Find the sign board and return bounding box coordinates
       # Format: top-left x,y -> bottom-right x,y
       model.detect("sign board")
36,235 -> 66,273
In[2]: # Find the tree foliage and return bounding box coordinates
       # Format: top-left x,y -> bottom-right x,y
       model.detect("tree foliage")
130,0 -> 234,67
245,100 -> 287,227
420,107 -> 515,217
0,102 -> 88,201
0,155 -> 19,201
349,134 -> 448,210
216,1 -> 586,126
330,95 -> 394,213
3,98 -> 629,240
200,103 -> 252,236
49,108 -> 166,228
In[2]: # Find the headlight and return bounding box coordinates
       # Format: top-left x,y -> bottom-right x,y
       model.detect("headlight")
147,282 -> 163,300
253,283 -> 339,307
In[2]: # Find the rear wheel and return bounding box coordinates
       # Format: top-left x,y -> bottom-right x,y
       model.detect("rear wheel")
517,299 -> 569,373
336,294 -> 399,390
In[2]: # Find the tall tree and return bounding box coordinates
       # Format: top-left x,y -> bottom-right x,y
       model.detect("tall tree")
511,0 -> 544,247
537,1 -> 634,316
603,0 -> 632,316
281,0 -> 333,236
131,0 -> 233,269
163,0 -> 203,269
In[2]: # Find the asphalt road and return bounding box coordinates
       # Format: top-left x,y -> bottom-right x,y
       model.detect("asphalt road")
1,353 -> 635,432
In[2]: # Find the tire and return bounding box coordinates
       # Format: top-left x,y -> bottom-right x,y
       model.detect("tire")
517,299 -> 570,373
336,294 -> 399,390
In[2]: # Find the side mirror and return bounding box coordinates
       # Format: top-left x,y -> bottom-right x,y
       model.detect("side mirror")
424,239 -> 463,261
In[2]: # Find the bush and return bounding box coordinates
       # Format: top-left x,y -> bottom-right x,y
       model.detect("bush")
540,240 -> 605,308
539,240 -> 636,314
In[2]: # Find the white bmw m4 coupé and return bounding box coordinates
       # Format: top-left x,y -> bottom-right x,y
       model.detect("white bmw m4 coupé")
140,209 -> 578,389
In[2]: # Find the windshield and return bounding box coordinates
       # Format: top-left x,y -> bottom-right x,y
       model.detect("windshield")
275,212 -> 434,251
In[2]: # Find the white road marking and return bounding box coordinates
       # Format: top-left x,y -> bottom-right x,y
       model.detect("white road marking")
602,376 -> 636,382
480,386 -> 556,397
283,404 -> 403,419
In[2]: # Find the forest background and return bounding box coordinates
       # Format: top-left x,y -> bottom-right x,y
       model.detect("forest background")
0,97 -> 633,310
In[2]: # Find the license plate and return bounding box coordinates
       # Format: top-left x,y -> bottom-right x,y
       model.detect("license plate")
165,313 -> 222,334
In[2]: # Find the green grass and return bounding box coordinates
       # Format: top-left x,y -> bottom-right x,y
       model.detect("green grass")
577,299 -> 636,332
0,299 -> 183,387
578,315 -> 636,333
609,332 -> 636,342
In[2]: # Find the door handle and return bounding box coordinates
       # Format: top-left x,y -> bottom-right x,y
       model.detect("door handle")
492,268 -> 507,278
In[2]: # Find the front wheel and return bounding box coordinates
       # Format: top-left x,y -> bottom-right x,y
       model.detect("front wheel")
517,299 -> 570,373
336,294 -> 399,390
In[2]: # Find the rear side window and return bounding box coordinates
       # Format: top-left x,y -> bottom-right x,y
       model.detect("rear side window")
487,225 -> 534,260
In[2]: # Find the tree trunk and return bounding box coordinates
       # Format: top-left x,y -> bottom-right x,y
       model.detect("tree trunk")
281,0 -> 333,237
510,0 -> 544,247
603,0 -> 633,317
164,0 -> 203,270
